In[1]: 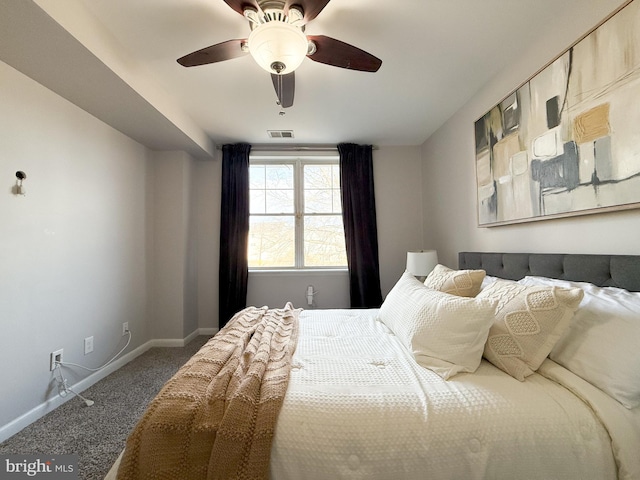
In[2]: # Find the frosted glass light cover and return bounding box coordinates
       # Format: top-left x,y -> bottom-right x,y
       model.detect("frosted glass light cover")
248,22 -> 308,74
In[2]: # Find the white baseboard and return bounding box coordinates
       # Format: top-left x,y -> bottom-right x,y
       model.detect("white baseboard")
0,329 -> 217,443
151,327 -> 217,347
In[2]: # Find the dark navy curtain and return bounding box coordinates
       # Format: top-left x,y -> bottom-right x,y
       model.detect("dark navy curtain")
338,143 -> 383,308
219,143 -> 251,328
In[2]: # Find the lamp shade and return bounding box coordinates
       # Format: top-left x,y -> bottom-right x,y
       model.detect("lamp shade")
406,250 -> 438,279
248,21 -> 308,74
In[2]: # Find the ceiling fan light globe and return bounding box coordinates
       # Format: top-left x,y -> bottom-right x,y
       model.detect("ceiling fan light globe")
248,21 -> 308,74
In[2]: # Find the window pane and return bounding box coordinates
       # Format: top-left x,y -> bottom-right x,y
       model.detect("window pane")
332,190 -> 342,212
249,160 -> 346,269
251,164 -> 294,213
248,216 -> 295,267
304,164 -> 341,214
265,165 -> 293,189
304,215 -> 347,267
266,189 -> 294,213
304,165 -> 332,189
332,164 -> 340,187
250,165 -> 266,188
305,189 -> 333,213
250,190 -> 266,214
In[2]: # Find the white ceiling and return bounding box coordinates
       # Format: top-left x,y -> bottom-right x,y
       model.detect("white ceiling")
0,0 -> 614,156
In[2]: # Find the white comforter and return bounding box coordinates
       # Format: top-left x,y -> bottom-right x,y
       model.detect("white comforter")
270,309 -> 626,480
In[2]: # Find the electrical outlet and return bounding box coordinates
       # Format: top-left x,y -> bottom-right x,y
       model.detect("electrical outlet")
50,349 -> 63,371
84,336 -> 94,355
122,322 -> 129,336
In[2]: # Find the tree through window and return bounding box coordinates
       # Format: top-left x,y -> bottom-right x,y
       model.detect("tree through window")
248,156 -> 347,269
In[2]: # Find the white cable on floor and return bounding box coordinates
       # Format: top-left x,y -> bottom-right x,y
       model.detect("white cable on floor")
53,330 -> 132,407
53,362 -> 94,406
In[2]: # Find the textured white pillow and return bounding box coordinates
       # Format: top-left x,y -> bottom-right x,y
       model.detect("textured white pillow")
424,264 -> 486,297
481,275 -> 500,290
520,276 -> 640,409
478,279 -> 583,381
379,272 -> 497,380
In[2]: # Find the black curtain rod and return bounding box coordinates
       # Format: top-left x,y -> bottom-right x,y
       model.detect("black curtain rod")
216,144 -> 379,151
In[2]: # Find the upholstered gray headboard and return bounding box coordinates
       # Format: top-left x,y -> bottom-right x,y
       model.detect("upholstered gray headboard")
459,252 -> 640,292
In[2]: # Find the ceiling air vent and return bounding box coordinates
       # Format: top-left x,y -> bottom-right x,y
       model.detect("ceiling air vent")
268,130 -> 294,138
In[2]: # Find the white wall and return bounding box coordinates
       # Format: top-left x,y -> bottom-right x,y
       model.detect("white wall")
247,145 -> 424,307
374,146 -> 424,296
149,151 -> 220,338
0,61 -> 150,430
195,156 -> 221,330
0,60 -> 221,441
150,151 -> 198,339
421,0 -> 639,268
248,270 -> 350,310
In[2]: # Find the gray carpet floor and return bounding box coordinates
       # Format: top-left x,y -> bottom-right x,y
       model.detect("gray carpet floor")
0,335 -> 210,480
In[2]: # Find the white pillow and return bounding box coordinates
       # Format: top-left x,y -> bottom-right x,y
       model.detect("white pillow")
520,276 -> 640,409
424,264 -> 486,297
379,271 -> 497,380
478,279 -> 583,381
481,275 -> 500,290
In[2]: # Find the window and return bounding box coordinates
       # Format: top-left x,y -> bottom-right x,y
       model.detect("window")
248,155 -> 347,269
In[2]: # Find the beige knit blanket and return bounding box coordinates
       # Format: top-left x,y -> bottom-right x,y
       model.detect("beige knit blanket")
116,303 -> 300,480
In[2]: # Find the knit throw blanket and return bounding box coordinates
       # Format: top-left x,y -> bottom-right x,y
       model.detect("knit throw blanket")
117,303 -> 301,480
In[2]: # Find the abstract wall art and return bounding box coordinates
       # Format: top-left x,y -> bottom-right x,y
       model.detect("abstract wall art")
475,0 -> 640,226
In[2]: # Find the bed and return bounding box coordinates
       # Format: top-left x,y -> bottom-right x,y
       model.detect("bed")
108,252 -> 640,480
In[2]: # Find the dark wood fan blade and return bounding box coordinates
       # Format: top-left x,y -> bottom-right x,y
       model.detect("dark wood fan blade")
284,0 -> 331,24
223,0 -> 259,16
307,35 -> 382,72
177,39 -> 248,67
271,72 -> 295,108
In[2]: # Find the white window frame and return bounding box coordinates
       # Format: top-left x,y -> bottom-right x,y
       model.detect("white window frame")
249,152 -> 347,271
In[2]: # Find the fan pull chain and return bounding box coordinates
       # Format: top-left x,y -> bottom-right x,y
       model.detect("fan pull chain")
277,74 -> 286,115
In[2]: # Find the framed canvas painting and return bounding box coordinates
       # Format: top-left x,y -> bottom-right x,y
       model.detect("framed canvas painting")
475,0 -> 640,226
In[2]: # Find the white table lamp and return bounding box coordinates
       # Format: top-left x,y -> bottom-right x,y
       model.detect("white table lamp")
406,250 -> 438,281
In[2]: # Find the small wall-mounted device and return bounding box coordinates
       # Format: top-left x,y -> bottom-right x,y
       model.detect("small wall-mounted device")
14,171 -> 27,196
306,285 -> 315,306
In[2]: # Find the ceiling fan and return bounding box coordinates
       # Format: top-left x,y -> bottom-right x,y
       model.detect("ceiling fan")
177,0 -> 382,109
